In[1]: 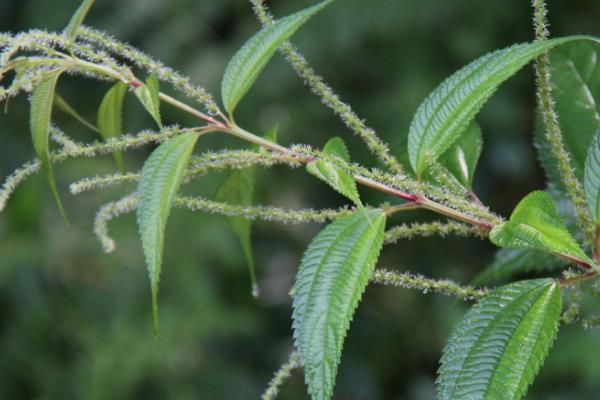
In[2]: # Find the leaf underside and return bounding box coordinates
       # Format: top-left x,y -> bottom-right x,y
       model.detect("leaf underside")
30,70 -> 68,222
437,278 -> 562,400
408,36 -> 592,176
136,132 -> 199,333
98,81 -> 128,170
439,122 -> 483,188
292,209 -> 386,400
221,0 -> 332,114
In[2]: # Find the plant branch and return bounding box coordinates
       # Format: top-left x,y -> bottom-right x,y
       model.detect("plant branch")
371,269 -> 488,301
261,352 -> 299,400
248,0 -> 405,175
531,0 -> 596,244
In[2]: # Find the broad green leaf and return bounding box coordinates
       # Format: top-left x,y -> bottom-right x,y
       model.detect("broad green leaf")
439,122 -> 483,188
584,129 -> 600,223
489,191 -> 592,265
408,36 -> 594,177
216,168 -> 257,297
307,137 -> 362,207
136,132 -> 199,333
64,0 -> 96,40
472,248 -> 567,285
292,209 -> 386,400
30,71 -> 68,223
98,82 -> 128,171
437,278 -> 562,400
54,94 -> 99,133
536,41 -> 600,194
135,74 -> 162,128
221,0 -> 332,114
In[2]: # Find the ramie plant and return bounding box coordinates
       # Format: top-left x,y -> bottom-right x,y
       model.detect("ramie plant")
1,0 -> 599,398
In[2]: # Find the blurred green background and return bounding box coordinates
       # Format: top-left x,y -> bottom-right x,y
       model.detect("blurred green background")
1,0 -> 600,398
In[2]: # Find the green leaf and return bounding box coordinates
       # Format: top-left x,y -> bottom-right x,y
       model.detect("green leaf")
64,0 -> 96,40
307,137 -> 362,207
437,278 -> 562,400
473,248 -> 567,285
438,122 -> 483,188
584,129 -> 600,223
136,132 -> 200,333
216,169 -> 257,296
408,36 -> 594,177
30,71 -> 68,223
292,209 -> 386,400
54,94 -> 99,133
221,0 -> 332,114
135,74 -> 162,128
489,191 -> 592,265
98,82 -> 128,171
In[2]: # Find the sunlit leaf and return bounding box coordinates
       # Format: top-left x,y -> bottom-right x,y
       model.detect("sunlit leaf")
136,132 -> 200,333
437,278 -> 562,400
293,209 -> 386,400
307,137 -> 362,207
98,81 -> 128,170
30,70 -> 68,223
221,0 -> 332,114
408,36 -> 594,177
135,74 -> 162,128
489,191 -> 592,265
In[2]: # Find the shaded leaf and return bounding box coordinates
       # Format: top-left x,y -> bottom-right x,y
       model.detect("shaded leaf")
136,132 -> 200,333
221,0 -> 332,114
98,82 -> 128,170
293,209 -> 386,400
307,137 -> 362,207
439,122 -> 483,188
135,74 -> 162,128
408,36 -> 593,177
489,191 -> 592,265
216,168 -> 257,296
54,94 -> 99,133
64,0 -> 96,40
473,248 -> 567,285
30,70 -> 68,223
437,278 -> 562,400
584,129 -> 600,223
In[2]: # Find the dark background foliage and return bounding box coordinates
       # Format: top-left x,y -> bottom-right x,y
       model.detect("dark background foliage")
1,0 -> 599,398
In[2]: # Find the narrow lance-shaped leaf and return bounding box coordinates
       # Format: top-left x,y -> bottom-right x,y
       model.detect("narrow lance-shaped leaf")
408,35 -> 595,177
489,190 -> 593,265
221,0 -> 333,114
584,129 -> 600,223
64,0 -> 96,40
307,137 -> 362,208
217,168 -> 257,296
135,74 -> 162,128
30,70 -> 68,223
437,278 -> 562,400
54,94 -> 99,133
98,82 -> 128,171
216,128 -> 278,297
293,209 -> 386,400
137,132 -> 200,333
438,122 -> 483,188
